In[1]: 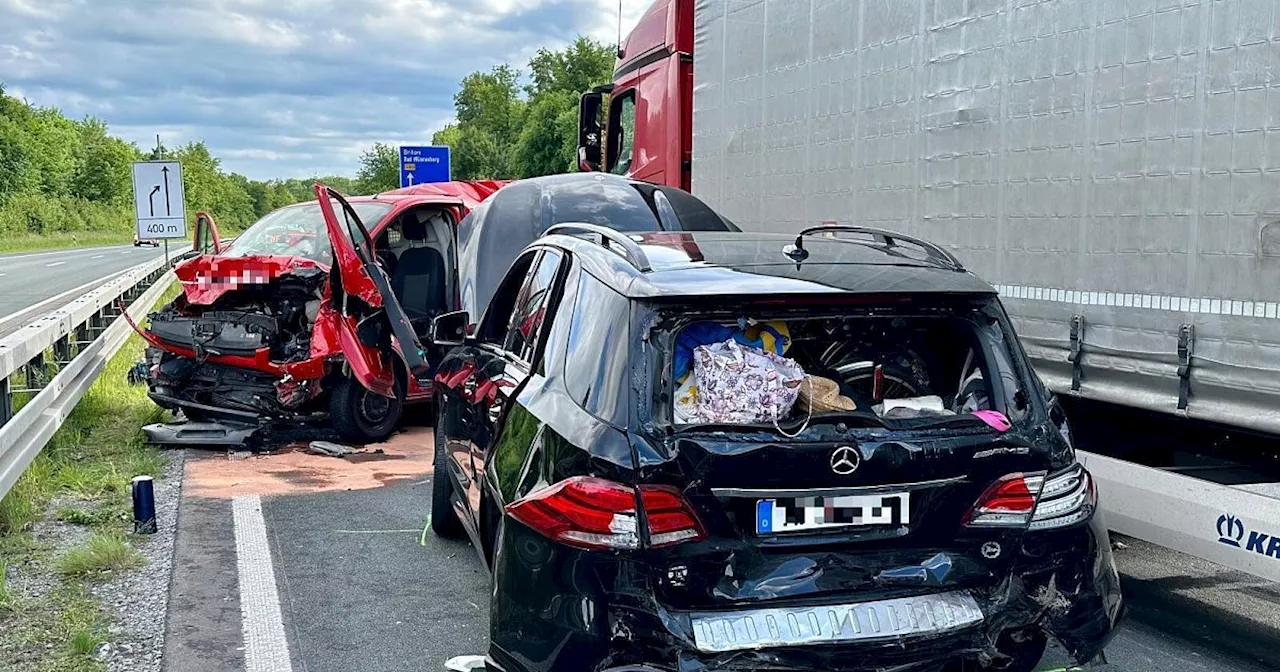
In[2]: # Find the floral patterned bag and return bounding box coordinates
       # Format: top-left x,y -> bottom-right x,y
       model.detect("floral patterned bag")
692,339 -> 805,424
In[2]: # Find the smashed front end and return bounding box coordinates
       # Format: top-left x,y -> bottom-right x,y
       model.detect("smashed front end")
136,255 -> 336,431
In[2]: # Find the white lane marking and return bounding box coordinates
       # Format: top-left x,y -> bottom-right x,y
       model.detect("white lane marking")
91,254 -> 104,259
46,261 -> 66,267
232,496 -> 294,672
995,284 -> 1280,320
0,245 -> 132,261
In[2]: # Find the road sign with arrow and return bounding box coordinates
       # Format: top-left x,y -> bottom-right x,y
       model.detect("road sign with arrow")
399,146 -> 450,188
132,161 -> 187,239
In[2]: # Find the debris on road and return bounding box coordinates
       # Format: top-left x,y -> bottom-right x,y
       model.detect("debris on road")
445,655 -> 488,671
306,440 -> 356,457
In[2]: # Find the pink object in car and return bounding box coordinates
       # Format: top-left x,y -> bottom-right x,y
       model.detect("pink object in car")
972,410 -> 1012,432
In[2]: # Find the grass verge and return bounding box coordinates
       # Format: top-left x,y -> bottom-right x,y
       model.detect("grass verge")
0,279 -> 180,672
0,232 -> 134,255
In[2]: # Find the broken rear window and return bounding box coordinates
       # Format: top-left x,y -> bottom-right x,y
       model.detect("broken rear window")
659,298 -> 1031,432
222,201 -> 394,264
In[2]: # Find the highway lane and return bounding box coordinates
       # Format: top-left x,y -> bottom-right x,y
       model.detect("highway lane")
161,428 -> 1280,672
0,244 -> 169,322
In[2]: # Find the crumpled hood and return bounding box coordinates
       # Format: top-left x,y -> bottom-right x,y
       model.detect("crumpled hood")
173,254 -> 327,305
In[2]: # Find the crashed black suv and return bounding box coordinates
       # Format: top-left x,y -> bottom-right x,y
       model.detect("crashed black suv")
429,224 -> 1124,672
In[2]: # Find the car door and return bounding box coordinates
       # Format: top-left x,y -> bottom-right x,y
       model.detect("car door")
435,248 -> 565,526
469,248 -> 566,515
192,211 -> 221,255
313,183 -> 430,397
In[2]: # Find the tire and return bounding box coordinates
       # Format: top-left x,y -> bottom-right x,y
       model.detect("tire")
329,376 -> 402,443
431,407 -> 465,538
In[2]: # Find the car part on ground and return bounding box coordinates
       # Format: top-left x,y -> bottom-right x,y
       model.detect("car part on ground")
430,225 -> 1124,672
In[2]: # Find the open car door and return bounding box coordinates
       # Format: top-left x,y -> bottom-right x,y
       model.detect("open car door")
192,211 -> 222,255
314,183 -> 431,396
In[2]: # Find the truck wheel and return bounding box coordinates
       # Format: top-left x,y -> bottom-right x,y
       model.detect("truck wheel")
431,409 -> 465,538
329,377 -> 402,443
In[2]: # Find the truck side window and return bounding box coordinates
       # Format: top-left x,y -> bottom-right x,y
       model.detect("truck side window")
608,91 -> 637,175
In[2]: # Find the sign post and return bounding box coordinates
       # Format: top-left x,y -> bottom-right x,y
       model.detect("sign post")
399,146 -> 451,187
132,160 -> 187,264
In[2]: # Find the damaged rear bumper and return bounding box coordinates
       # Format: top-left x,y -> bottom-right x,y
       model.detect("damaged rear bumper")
489,513 -> 1124,672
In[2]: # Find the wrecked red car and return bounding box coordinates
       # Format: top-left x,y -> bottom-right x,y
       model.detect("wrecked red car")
131,181 -> 504,444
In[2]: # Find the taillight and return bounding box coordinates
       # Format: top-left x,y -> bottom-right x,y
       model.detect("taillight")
963,472 -> 1046,527
505,476 -> 705,550
964,465 -> 1097,530
1029,465 -> 1096,530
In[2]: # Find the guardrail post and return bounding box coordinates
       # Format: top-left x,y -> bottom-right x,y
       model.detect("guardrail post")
75,320 -> 90,347
55,335 -> 71,364
25,353 -> 44,391
0,376 -> 12,426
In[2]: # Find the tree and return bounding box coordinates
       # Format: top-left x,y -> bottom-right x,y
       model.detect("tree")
513,91 -> 579,177
356,142 -> 400,193
526,37 -> 616,99
434,35 -> 615,180
71,118 -> 138,203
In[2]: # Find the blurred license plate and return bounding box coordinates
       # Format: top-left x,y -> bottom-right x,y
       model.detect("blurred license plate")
756,493 -> 910,534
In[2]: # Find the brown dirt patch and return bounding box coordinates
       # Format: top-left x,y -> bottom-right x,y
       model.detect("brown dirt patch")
183,427 -> 435,499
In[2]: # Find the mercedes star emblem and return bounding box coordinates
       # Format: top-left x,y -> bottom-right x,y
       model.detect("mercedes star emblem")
830,445 -> 861,476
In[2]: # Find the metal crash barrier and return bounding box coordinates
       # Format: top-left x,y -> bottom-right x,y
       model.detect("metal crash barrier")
0,255 -> 175,500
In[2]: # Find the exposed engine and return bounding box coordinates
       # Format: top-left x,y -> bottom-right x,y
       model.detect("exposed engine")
148,268 -> 325,363
144,267 -> 328,420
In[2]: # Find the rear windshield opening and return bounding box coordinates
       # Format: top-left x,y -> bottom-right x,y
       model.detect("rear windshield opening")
665,309 -> 1028,431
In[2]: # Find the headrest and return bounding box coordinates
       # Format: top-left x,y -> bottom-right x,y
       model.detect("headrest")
402,216 -> 428,241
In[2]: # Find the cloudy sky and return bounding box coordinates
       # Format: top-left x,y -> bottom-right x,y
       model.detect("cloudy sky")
0,0 -> 646,180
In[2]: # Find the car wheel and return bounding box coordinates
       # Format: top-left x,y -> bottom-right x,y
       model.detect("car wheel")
431,406 -> 465,538
329,376 -> 402,443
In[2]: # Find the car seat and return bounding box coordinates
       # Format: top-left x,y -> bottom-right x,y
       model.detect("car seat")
391,213 -> 448,329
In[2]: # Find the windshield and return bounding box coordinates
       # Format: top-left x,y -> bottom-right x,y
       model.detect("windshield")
221,201 -> 394,264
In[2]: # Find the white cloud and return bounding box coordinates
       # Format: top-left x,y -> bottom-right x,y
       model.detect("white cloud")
0,0 -> 643,179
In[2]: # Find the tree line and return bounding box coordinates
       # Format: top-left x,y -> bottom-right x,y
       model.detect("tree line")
1,35 -> 613,243
355,36 -> 615,191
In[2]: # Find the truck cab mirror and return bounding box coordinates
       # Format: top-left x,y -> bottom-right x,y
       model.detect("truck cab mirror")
431,310 -> 471,347
578,91 -> 605,171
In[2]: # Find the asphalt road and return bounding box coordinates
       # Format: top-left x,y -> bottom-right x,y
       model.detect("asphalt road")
0,244 -> 168,322
161,427 -> 1279,672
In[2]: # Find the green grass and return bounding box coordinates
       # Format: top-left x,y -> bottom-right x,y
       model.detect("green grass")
0,279 -> 181,671
56,534 -> 141,577
0,231 -> 134,255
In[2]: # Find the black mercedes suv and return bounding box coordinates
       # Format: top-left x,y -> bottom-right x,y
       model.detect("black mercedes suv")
429,223 -> 1124,672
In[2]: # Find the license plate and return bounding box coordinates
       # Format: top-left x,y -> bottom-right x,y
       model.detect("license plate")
756,493 -> 910,534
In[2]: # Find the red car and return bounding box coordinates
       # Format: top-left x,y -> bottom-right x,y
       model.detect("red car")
127,181 -> 505,443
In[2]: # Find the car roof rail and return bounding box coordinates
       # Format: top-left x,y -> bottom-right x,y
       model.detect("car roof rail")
786,225 -> 965,270
544,223 -> 652,272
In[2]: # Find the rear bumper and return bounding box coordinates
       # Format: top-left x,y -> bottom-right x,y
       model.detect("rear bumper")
489,511 -> 1124,672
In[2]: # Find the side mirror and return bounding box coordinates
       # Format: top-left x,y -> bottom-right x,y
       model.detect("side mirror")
577,91 -> 605,171
430,310 -> 471,347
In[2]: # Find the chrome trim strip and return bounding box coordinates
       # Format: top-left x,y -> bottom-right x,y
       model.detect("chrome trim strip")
688,591 -> 984,653
711,476 -> 967,499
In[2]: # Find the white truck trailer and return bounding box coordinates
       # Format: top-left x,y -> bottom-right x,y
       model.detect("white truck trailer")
580,0 -> 1280,581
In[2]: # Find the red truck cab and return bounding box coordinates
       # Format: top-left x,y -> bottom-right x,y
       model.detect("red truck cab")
578,0 -> 691,190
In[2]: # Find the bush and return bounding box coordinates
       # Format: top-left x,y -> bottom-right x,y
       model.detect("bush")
0,193 -> 132,238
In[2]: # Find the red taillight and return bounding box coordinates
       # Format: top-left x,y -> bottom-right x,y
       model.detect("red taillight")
963,472 -> 1046,527
505,476 -> 705,550
639,485 -> 706,548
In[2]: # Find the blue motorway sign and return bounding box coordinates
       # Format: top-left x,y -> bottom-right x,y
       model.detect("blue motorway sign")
399,145 -> 451,187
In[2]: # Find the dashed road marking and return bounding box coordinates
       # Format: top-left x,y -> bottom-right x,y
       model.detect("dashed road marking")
232,495 -> 293,672
91,254 -> 104,259
45,261 -> 66,267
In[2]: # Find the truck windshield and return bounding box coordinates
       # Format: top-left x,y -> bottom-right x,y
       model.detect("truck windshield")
221,201 -> 394,264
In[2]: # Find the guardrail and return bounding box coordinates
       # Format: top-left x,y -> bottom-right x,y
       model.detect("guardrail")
0,255 -> 174,500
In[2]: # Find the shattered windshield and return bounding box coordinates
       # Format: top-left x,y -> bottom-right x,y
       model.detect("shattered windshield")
220,201 -> 394,264
661,299 -> 1033,433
